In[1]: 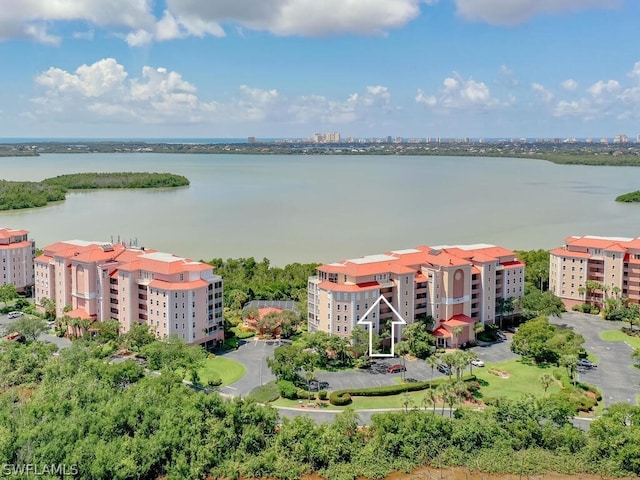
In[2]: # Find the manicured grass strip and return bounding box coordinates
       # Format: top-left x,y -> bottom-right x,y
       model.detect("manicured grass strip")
248,381 -> 280,403
272,389 -> 447,410
198,357 -> 246,387
473,358 -> 563,401
600,329 -> 640,349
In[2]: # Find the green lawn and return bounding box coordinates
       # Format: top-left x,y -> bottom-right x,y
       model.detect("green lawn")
272,388 -> 446,411
600,329 -> 640,349
198,357 -> 246,387
272,359 -> 594,411
465,358 -> 563,401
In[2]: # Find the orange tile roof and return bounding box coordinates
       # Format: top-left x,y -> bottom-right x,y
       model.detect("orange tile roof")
0,228 -> 28,239
432,326 -> 451,338
502,260 -> 525,268
550,247 -> 592,259
471,266 -> 481,275
318,280 -> 381,292
34,254 -> 53,264
448,314 -> 476,324
149,279 -> 210,291
442,315 -> 476,328
470,253 -> 497,263
0,240 -> 33,250
66,308 -> 94,320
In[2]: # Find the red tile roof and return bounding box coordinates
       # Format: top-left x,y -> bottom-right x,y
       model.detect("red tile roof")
66,308 -> 94,320
550,247 -> 592,259
149,279 -> 210,291
318,280 -> 381,292
432,326 -> 451,338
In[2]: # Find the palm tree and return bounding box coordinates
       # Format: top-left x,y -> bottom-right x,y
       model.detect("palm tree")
452,326 -> 464,348
426,355 -> 439,384
539,373 -> 554,397
464,350 -> 479,375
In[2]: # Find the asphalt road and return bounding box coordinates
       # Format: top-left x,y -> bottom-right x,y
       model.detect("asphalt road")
550,312 -> 640,406
220,335 -> 517,394
217,338 -> 278,396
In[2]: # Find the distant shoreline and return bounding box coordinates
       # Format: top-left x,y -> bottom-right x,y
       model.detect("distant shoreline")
2,140 -> 640,167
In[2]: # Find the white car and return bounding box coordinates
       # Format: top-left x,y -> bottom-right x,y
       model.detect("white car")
7,311 -> 23,319
471,359 -> 485,367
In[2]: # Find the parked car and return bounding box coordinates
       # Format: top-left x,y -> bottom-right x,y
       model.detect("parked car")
386,364 -> 406,373
506,326 -> 519,333
7,311 -> 23,319
577,359 -> 596,369
437,364 -> 452,375
496,331 -> 507,341
308,380 -> 330,391
471,359 -> 485,367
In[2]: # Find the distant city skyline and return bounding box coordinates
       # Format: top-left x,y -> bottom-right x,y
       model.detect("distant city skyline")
0,1 -> 638,139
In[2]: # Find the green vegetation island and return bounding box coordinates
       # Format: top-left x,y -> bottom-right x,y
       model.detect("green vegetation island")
616,191 -> 640,203
0,172 -> 189,210
2,139 -> 640,166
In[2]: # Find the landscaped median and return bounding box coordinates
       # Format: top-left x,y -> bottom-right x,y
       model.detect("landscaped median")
329,375 -> 477,406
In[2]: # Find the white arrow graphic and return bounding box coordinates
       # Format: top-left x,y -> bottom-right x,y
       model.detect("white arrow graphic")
357,294 -> 407,358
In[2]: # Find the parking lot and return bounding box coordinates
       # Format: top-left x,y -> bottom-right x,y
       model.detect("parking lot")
0,312 -> 71,350
551,312 -> 640,405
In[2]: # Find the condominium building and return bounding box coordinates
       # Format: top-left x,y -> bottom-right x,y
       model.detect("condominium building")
550,235 -> 640,309
34,240 -> 224,348
308,244 -> 525,348
0,227 -> 36,293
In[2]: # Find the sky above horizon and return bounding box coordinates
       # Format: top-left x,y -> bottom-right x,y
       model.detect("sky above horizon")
1,0 -> 639,140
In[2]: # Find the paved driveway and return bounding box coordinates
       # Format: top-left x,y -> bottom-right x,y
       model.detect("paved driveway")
550,312 -> 640,406
217,338 -> 277,396
222,335 -> 519,394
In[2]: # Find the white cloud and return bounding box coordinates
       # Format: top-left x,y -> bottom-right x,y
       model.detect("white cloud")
587,79 -> 620,97
453,0 -> 621,26
629,62 -> 640,79
552,62 -> 640,121
0,0 -> 436,44
560,79 -> 578,91
29,58 -> 394,129
31,59 -> 216,124
165,0 -> 435,37
416,72 -> 503,110
0,0 -> 156,44
531,82 -> 554,103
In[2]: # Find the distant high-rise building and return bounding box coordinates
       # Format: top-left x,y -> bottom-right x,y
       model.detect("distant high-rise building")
613,134 -> 629,143
247,136 -> 256,144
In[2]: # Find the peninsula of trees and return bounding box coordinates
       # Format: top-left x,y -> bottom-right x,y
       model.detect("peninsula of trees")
0,172 -> 189,210
615,190 -> 640,203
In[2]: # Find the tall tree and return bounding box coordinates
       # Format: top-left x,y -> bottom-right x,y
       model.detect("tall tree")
0,283 -> 18,309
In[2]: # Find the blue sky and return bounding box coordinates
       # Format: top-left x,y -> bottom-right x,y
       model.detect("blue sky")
0,0 -> 639,139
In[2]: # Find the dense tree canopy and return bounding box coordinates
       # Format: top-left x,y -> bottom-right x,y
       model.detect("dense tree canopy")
208,257 -> 318,313
1,338 -> 640,479
511,316 -> 584,364
0,173 -> 188,210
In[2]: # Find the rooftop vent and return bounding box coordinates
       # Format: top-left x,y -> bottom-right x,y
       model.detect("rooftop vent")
429,249 -> 441,256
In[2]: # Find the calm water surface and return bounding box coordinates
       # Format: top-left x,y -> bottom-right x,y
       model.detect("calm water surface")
1,154 -> 638,265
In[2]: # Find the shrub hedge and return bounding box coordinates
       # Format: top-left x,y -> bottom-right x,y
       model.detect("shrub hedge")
328,375 -> 476,405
